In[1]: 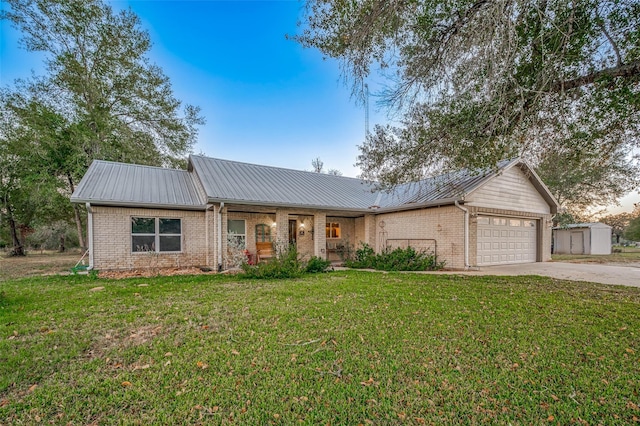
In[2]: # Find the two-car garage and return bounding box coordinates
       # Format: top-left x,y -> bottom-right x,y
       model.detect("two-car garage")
476,215 -> 538,266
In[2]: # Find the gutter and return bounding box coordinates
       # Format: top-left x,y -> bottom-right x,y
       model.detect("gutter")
70,199 -> 207,211
454,200 -> 470,269
85,202 -> 94,270
206,196 -> 463,215
217,202 -> 224,271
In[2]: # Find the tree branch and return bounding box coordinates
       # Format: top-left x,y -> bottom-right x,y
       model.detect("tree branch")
553,61 -> 640,92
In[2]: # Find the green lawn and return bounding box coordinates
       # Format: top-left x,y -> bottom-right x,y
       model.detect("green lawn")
1,271 -> 639,424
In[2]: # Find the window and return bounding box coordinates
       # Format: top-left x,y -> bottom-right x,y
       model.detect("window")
477,216 -> 490,225
255,223 -> 272,242
509,219 -> 521,227
132,217 -> 181,253
523,220 -> 535,228
228,219 -> 246,248
326,222 -> 341,239
493,218 -> 507,226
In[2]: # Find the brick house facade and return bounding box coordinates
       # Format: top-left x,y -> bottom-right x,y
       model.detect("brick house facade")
73,155 -> 558,271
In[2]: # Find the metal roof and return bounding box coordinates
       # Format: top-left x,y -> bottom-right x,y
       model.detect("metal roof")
71,156 -> 554,213
553,222 -> 612,230
189,155 -> 380,209
375,161 -> 514,208
71,160 -> 206,209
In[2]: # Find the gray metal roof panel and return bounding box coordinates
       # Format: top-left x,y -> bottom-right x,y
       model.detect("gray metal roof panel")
189,155 -> 380,209
71,160 -> 206,208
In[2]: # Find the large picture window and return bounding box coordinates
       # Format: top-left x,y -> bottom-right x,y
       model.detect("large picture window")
132,217 -> 182,253
326,222 -> 341,239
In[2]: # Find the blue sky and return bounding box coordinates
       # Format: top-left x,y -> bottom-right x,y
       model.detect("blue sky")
1,0 -> 637,213
1,0 -> 386,177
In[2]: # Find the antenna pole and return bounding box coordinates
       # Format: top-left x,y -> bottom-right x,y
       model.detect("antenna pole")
364,83 -> 370,139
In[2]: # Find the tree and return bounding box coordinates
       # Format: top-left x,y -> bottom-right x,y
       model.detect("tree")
0,90 -> 75,255
311,157 -> 324,173
601,211 -> 633,243
295,1 -> 640,198
625,215 -> 640,241
2,0 -> 204,248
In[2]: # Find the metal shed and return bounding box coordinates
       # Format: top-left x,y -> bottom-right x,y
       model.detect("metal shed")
552,223 -> 612,255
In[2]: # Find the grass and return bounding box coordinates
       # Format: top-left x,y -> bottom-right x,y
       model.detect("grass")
0,250 -> 82,281
552,247 -> 640,264
1,271 -> 639,424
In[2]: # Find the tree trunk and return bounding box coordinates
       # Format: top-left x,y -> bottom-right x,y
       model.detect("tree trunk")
72,204 -> 86,250
59,234 -> 66,253
67,174 -> 86,250
6,205 -> 25,256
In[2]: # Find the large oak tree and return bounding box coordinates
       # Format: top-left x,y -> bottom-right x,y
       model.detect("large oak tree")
295,0 -> 640,209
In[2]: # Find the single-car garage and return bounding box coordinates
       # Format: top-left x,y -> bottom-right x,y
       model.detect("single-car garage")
477,216 -> 537,265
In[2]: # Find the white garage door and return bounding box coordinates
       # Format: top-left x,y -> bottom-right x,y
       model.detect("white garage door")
477,216 -> 537,266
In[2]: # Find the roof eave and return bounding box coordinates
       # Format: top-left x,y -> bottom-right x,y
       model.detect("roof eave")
206,197 -> 371,213
71,198 -> 207,211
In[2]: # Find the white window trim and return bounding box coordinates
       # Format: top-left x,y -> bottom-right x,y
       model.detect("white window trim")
131,217 -> 182,254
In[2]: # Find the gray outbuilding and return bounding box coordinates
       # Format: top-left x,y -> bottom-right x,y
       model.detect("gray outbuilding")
552,223 -> 612,255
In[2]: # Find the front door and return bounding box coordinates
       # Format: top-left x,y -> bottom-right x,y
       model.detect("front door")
288,220 -> 297,247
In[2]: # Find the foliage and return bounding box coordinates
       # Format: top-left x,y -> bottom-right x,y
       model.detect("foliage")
1,271 -> 639,424
536,146 -> 639,212
304,255 -> 332,273
625,215 -> 640,241
345,243 -> 445,271
25,221 -> 79,251
241,245 -> 305,279
1,0 -> 204,248
295,0 -> 640,210
600,211 -> 634,243
226,231 -> 247,269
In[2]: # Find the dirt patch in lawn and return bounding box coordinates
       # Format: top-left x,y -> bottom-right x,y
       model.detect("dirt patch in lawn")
0,251 -> 82,280
98,267 -> 220,279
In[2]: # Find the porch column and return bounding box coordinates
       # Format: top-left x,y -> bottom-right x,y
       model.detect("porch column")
314,212 -> 327,259
275,208 -> 289,253
363,214 -> 377,251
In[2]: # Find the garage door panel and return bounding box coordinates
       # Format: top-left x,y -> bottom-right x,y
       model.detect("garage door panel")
477,215 -> 537,266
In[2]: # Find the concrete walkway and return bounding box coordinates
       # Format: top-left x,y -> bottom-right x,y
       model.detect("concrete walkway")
458,262 -> 640,287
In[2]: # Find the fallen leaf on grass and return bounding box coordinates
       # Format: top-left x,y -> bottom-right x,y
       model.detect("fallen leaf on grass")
196,361 -> 208,369
28,384 -> 38,392
547,415 -> 555,422
360,377 -> 378,387
626,348 -> 635,354
550,394 -> 559,401
231,349 -> 240,356
628,402 -> 639,411
89,287 -> 104,292
121,381 -> 132,387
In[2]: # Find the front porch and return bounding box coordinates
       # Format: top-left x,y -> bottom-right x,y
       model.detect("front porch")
221,205 -> 364,268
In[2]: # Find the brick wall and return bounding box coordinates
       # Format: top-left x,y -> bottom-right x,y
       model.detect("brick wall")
375,206 -> 466,269
91,206 -> 207,270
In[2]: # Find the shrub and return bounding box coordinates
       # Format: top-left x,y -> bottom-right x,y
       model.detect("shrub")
305,256 -> 332,273
241,245 -> 305,279
345,243 -> 445,271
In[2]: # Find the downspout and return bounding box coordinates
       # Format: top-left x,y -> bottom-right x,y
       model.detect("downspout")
454,200 -> 470,269
85,202 -> 94,270
217,202 -> 224,272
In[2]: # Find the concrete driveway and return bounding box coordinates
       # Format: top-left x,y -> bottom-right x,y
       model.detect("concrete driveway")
461,262 -> 640,287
